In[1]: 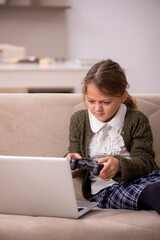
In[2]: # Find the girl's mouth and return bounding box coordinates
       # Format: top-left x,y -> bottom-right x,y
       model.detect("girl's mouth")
95,113 -> 104,117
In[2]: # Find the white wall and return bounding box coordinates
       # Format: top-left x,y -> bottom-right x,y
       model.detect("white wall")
66,0 -> 160,93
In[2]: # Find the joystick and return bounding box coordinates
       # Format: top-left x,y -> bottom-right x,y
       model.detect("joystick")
70,157 -> 104,176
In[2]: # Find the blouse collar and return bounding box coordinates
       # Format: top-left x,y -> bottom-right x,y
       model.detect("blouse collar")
88,104 -> 127,133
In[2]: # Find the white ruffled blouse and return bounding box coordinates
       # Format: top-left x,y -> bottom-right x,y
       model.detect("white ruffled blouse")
88,104 -> 130,195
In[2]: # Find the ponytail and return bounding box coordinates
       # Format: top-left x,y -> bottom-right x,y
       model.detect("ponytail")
124,94 -> 137,109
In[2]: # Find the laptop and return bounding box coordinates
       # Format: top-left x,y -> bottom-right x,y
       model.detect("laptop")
0,156 -> 97,219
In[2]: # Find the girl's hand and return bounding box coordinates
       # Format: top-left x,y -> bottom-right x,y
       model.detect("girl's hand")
98,156 -> 120,181
66,153 -> 82,162
66,153 -> 82,172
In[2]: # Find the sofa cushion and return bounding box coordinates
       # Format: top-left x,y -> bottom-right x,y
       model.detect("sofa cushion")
0,94 -> 159,167
135,95 -> 160,167
0,209 -> 159,240
0,94 -> 81,157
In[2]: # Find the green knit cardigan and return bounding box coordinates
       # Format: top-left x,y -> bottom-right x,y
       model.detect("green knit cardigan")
68,108 -> 158,200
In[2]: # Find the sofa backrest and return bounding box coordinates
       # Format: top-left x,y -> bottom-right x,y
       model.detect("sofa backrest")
0,93 -> 159,168
134,94 -> 160,167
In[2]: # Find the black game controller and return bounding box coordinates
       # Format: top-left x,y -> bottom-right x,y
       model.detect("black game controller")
70,157 -> 104,176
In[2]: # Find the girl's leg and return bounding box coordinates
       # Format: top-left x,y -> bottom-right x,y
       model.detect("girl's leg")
138,182 -> 160,214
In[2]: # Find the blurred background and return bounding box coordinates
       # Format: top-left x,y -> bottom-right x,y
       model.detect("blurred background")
0,0 -> 160,93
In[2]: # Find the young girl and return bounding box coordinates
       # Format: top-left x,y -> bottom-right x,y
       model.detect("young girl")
66,59 -> 160,214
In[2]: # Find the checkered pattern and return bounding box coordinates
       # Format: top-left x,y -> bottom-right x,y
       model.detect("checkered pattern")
93,170 -> 160,210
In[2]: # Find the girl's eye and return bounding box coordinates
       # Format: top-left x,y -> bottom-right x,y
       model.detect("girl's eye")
88,100 -> 94,103
103,101 -> 110,105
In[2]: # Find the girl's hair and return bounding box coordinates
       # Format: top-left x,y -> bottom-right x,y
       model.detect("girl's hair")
82,59 -> 137,109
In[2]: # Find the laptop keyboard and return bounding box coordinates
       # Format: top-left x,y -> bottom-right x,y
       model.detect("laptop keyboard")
78,207 -> 85,212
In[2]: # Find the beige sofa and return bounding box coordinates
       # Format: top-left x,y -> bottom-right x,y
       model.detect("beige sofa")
0,93 -> 160,240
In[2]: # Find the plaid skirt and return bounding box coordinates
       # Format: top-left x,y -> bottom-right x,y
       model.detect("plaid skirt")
93,170 -> 160,210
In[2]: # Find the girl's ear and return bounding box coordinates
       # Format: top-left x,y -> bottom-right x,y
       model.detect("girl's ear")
121,90 -> 128,103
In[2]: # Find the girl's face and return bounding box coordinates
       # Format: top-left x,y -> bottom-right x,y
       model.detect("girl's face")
86,83 -> 127,122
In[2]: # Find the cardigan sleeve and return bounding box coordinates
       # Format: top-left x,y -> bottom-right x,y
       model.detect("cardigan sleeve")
113,110 -> 158,182
68,112 -> 81,154
68,110 -> 88,178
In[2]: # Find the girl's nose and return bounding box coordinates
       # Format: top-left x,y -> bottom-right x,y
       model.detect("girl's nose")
95,103 -> 102,111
